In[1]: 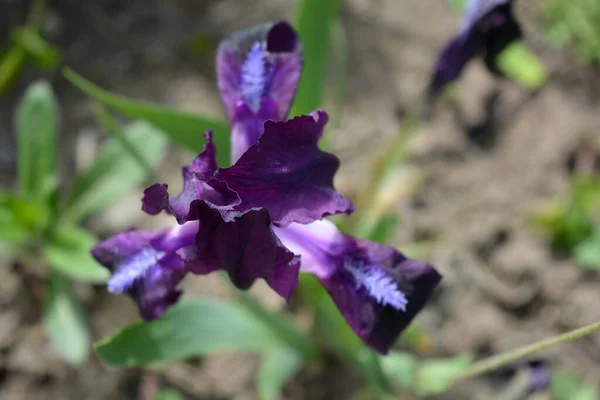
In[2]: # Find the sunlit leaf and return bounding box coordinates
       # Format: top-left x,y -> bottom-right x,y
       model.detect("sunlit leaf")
381,351 -> 418,389
496,41 -> 547,90
43,225 -> 109,282
290,0 -> 340,117
574,226 -> 600,269
43,272 -> 90,364
63,68 -> 231,166
258,346 -> 305,400
12,27 -> 61,70
95,300 -> 285,366
0,45 -> 27,95
63,121 -> 168,222
15,80 -> 58,199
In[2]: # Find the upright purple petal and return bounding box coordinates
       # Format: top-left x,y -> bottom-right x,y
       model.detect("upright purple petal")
428,0 -> 521,99
91,222 -> 198,320
275,220 -> 442,354
142,131 -> 240,224
191,204 -> 300,301
217,110 -> 355,227
216,21 -> 303,162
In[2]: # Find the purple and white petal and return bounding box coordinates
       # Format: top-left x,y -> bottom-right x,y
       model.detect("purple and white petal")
217,110 -> 355,227
275,220 -> 442,354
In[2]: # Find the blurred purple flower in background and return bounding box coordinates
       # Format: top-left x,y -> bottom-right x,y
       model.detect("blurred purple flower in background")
428,0 -> 522,99
92,21 -> 442,354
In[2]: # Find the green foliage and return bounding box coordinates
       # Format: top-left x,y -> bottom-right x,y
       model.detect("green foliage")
63,120 -> 167,222
532,175 -> 600,257
63,68 -> 231,166
551,370 -> 599,400
496,42 -> 548,89
155,389 -> 184,400
545,0 -> 600,63
290,0 -> 340,117
96,299 -> 298,366
15,80 -> 58,199
258,346 -> 305,400
43,272 -> 90,364
382,352 -> 473,395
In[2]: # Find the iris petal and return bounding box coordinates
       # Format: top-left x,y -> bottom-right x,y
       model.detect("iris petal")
217,110 -> 355,227
275,220 -> 442,354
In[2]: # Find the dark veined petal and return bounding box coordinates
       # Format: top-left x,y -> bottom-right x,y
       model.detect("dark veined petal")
91,223 -> 198,320
275,220 -> 442,354
428,0 -> 521,99
216,20 -> 302,123
217,110 -> 355,227
142,131 -> 240,223
191,204 -> 300,301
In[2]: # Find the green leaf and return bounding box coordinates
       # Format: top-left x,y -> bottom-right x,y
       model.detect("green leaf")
63,68 -> 231,166
95,299 -> 285,366
551,370 -> 599,400
155,389 -> 184,400
63,120 -> 168,222
496,41 -> 548,89
0,45 -> 27,95
258,346 -> 305,400
12,27 -> 61,70
381,351 -> 418,389
352,214 -> 400,243
414,353 -> 473,395
43,272 -> 90,365
0,191 -> 49,236
574,226 -> 600,269
15,80 -> 58,198
290,0 -> 340,117
43,225 -> 109,282
95,106 -> 156,180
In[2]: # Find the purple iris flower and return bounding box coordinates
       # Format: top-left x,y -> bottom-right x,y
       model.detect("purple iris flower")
92,21 -> 442,355
428,0 -> 522,99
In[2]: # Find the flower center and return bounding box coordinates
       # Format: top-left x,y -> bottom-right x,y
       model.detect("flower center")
345,259 -> 408,310
241,42 -> 268,112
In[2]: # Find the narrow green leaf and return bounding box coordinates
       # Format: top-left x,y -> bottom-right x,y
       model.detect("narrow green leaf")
0,207 -> 33,244
496,41 -> 548,89
63,121 -> 168,222
155,389 -> 184,400
95,299 -> 284,366
95,106 -> 156,181
63,68 -> 231,166
15,80 -> 58,198
43,225 -> 109,282
258,347 -> 305,400
415,353 -> 473,395
0,45 -> 27,95
43,272 -> 90,364
290,0 -> 340,117
12,27 -> 61,70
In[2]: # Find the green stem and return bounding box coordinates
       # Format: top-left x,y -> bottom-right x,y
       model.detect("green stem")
456,321 -> 600,381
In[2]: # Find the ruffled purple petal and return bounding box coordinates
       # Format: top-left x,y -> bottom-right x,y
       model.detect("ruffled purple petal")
428,0 -> 521,99
217,110 -> 354,227
91,223 -> 198,320
191,204 -> 300,300
142,131 -> 240,223
275,220 -> 442,354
